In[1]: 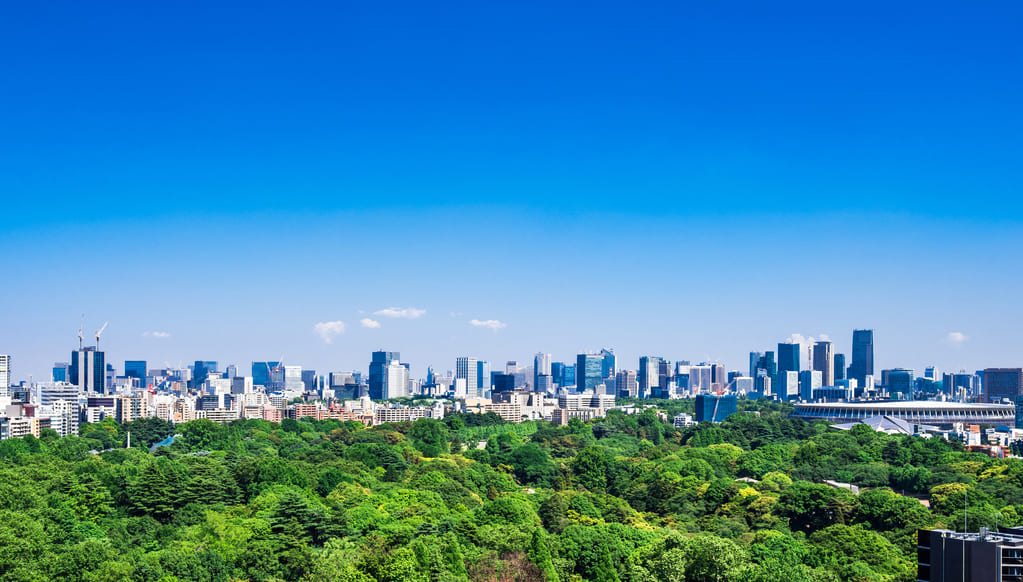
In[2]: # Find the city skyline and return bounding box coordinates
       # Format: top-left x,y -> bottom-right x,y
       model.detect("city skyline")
0,325 -> 1003,386
3,2 -> 1022,380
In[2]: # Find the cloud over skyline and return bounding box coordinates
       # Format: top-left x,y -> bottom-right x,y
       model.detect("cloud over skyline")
375,307 -> 426,319
946,331 -> 968,346
313,320 -> 346,343
360,318 -> 381,329
470,319 -> 506,331
142,331 -> 170,338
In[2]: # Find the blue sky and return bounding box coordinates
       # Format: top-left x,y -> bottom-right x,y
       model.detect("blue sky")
2,1 -> 1022,381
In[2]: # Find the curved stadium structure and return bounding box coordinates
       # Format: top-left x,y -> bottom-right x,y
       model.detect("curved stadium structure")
792,401 -> 1015,425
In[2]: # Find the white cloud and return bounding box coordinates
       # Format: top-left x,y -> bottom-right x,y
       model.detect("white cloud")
360,318 -> 381,329
313,320 -> 346,343
375,307 -> 426,319
470,318 -> 507,331
142,331 -> 170,338
946,331 -> 968,346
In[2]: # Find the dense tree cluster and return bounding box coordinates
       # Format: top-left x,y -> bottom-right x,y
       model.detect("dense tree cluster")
0,401 -> 1019,581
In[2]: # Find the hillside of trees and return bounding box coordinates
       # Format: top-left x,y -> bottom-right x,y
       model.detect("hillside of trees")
1,401 -> 1021,582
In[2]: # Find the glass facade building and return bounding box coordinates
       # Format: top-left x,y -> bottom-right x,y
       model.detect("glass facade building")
576,354 -> 602,393
849,329 -> 874,386
369,351 -> 400,400
124,360 -> 147,387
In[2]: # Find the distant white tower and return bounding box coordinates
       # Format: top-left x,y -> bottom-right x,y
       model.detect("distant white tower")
456,357 -> 479,399
0,354 -> 10,398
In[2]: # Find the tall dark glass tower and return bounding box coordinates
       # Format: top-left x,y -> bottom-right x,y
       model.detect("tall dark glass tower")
849,329 -> 874,386
369,351 -> 399,400
777,343 -> 800,375
576,354 -> 603,393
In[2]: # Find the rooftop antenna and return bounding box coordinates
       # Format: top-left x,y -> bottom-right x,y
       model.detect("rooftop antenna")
95,321 -> 108,350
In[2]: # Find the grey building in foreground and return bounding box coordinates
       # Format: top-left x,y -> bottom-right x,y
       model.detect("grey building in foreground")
917,528 -> 1023,581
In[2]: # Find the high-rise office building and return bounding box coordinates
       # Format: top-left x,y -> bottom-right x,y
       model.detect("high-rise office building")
984,368 -> 1023,403
124,360 -> 147,388
812,341 -> 834,387
576,354 -> 602,393
799,370 -> 822,401
369,351 -> 400,400
689,365 -> 712,393
833,354 -> 846,382
748,352 -> 762,378
192,361 -> 217,388
384,361 -> 409,399
53,362 -> 69,383
777,371 -> 799,401
657,359 -> 674,398
456,357 -> 479,399
711,364 -> 727,392
492,373 -> 516,394
639,356 -> 662,398
533,353 -> 551,391
70,347 -> 105,394
615,370 -> 638,398
777,343 -> 800,375
252,361 -> 281,389
599,348 -> 616,379
477,361 -> 491,392
0,354 -> 9,398
888,368 -> 915,399
284,366 -> 303,391
848,329 -> 874,386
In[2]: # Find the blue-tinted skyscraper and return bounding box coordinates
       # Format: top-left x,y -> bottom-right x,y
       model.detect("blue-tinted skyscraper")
477,360 -> 491,392
834,354 -> 846,382
52,362 -> 69,383
777,343 -> 800,375
125,360 -> 147,387
252,361 -> 281,389
888,368 -> 914,399
192,361 -> 217,388
576,354 -> 602,393
849,329 -> 874,386
369,351 -> 399,400
600,348 -> 616,379
70,348 -> 105,394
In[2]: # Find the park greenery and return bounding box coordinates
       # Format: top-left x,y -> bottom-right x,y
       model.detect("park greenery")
1,400 -> 1020,581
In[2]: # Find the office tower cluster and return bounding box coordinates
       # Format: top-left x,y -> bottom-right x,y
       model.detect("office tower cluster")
1,324 -> 1019,440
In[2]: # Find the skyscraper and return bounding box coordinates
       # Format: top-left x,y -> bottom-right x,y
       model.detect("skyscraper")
983,368 -> 1023,403
456,357 -> 479,399
812,341 -> 834,386
369,351 -> 400,400
192,360 -> 218,388
576,354 -> 602,393
533,353 -> 552,391
599,348 -> 616,379
849,329 -> 874,386
384,361 -> 409,399
888,368 -> 915,399
748,352 -> 763,379
52,362 -> 69,383
124,360 -> 147,388
477,360 -> 491,393
0,354 -> 9,398
70,347 -> 105,394
615,370 -> 638,398
638,356 -> 662,398
833,354 -> 846,382
777,343 -> 800,375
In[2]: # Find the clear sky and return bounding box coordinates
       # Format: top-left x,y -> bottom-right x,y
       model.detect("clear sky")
2,1 -> 1022,382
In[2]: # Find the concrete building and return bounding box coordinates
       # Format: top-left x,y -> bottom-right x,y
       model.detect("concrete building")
917,528 -> 1023,582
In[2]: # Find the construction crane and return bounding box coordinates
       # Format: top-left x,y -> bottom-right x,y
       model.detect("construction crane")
78,314 -> 84,350
94,321 -> 109,350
